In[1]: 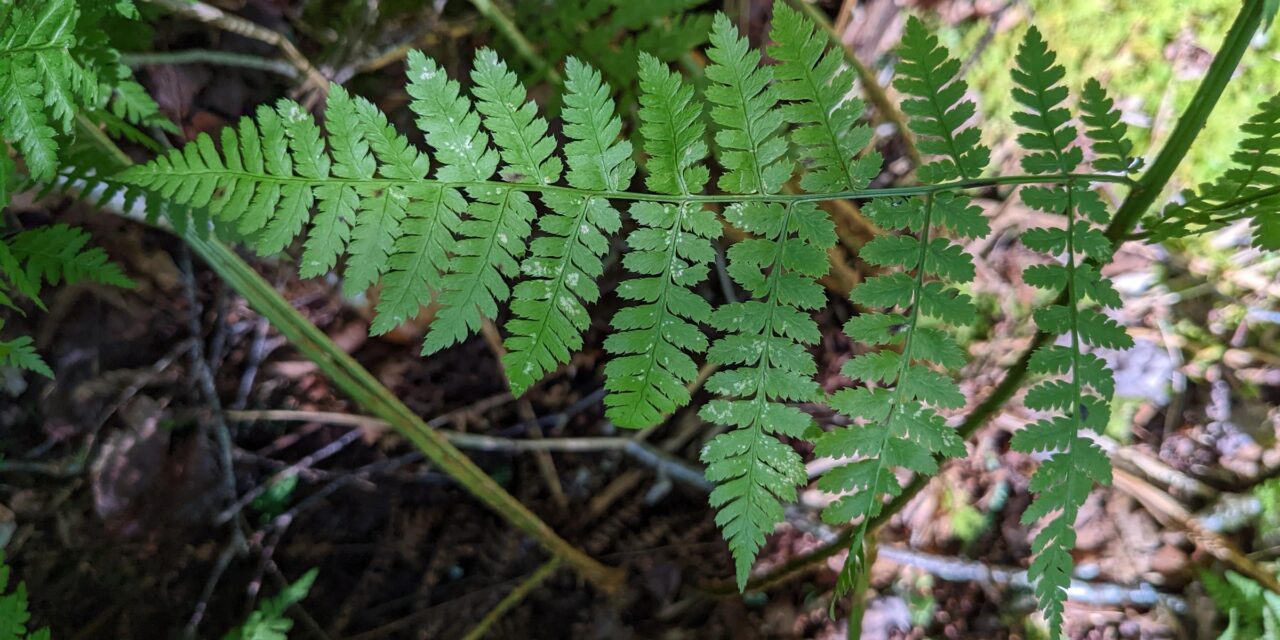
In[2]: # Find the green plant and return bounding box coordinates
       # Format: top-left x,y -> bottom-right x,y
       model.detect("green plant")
7,0 -> 1277,636
0,553 -> 50,640
1203,569 -> 1280,639
0,223 -> 133,376
222,568 -> 318,640
1,0 -> 168,376
511,0 -> 712,95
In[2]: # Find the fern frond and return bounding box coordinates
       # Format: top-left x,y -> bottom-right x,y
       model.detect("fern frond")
0,224 -> 130,379
405,50 -> 518,352
809,23 -> 990,593
816,194 -> 978,599
1149,93 -> 1280,250
502,57 -> 632,394
1007,27 -> 1129,637
768,3 -> 881,192
4,224 -> 133,301
604,53 -> 715,428
0,553 -> 51,640
0,332 -> 52,378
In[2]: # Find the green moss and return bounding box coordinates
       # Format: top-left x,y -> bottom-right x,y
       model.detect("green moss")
940,0 -> 1279,188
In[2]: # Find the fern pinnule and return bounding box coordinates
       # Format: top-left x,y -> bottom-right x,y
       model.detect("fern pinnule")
1079,78 -> 1142,175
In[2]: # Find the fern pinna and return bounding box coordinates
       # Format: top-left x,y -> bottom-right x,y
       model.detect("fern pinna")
813,15 -> 985,600
114,2 -> 1160,633
1008,27 -> 1134,632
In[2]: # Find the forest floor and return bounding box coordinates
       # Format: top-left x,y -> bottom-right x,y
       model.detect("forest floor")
3,0 -> 1279,639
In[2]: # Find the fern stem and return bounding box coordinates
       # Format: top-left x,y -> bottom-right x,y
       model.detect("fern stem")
730,0 -> 1268,596
1106,0 -> 1267,243
466,0 -> 562,86
841,195 -> 935,639
120,50 -> 300,79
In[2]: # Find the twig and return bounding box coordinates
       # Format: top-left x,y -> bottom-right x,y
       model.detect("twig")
227,409 -> 711,491
214,428 -> 364,525
480,317 -> 570,510
1112,468 -> 1280,594
0,340 -> 193,476
875,545 -> 1187,612
120,50 -> 300,79
461,559 -> 562,640
183,529 -> 241,640
145,0 -> 329,105
231,318 -> 272,411
179,245 -> 239,506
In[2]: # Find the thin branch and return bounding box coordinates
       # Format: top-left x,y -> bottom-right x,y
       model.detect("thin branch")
875,544 -> 1186,612
460,559 -> 562,640
120,50 -> 299,79
227,409 -> 711,491
145,0 -> 329,104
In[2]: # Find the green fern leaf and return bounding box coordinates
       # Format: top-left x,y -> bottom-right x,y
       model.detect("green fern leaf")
702,199 -> 833,589
894,16 -> 990,182
299,86 -> 365,278
706,13 -> 791,195
0,0 -> 95,180
1079,78 -> 1142,174
6,224 -> 133,298
406,51 -> 519,352
0,333 -> 52,378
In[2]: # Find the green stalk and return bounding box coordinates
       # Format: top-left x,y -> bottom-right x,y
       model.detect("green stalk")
734,0 -> 1268,594
75,116 -> 624,594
